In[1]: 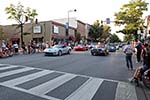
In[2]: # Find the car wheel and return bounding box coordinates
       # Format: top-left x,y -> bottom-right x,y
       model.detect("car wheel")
58,51 -> 62,56
91,52 -> 96,56
68,49 -> 71,54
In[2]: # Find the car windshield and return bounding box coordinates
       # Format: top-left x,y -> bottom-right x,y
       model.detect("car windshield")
52,45 -> 63,48
96,44 -> 105,48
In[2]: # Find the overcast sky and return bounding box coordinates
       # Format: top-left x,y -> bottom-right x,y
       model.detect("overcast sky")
0,0 -> 150,40
1,0 -> 149,25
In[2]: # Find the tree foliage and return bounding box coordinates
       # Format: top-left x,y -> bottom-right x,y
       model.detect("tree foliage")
124,34 -> 135,42
114,0 -> 148,40
110,34 -> 121,43
5,2 -> 38,24
88,20 -> 103,41
5,2 -> 38,45
99,25 -> 111,42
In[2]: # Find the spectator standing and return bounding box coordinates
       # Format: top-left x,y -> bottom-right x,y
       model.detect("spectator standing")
1,40 -> 6,51
130,43 -> 150,86
135,41 -> 142,63
123,41 -> 135,70
12,42 -> 19,54
22,42 -> 27,54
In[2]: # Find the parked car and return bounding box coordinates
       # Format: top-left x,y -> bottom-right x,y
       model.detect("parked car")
73,44 -> 88,51
43,44 -> 71,56
90,45 -> 109,56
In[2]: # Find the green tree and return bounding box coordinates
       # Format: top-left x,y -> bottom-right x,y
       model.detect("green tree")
5,2 -> 38,46
110,34 -> 121,43
88,20 -> 103,41
124,34 -> 134,42
99,25 -> 111,42
114,0 -> 148,41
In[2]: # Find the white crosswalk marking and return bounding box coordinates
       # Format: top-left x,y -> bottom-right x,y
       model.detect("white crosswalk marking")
115,82 -> 138,100
2,70 -> 53,86
66,78 -> 103,100
29,73 -> 77,95
0,64 -> 141,100
0,65 -> 19,70
0,67 -> 34,78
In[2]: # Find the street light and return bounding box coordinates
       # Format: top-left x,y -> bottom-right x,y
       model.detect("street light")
66,9 -> 77,37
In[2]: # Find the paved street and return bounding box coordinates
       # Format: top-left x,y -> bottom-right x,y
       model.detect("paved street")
0,50 -> 150,100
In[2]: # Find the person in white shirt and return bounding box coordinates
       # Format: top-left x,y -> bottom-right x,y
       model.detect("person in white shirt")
123,41 -> 135,70
1,40 -> 6,50
13,42 -> 19,54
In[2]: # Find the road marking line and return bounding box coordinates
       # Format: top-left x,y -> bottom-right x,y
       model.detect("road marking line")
0,64 -> 140,100
115,82 -> 138,100
29,73 -> 77,95
0,83 -> 61,100
0,64 -> 9,66
66,78 -> 103,100
0,67 -> 34,78
0,65 -> 20,70
2,70 -> 54,86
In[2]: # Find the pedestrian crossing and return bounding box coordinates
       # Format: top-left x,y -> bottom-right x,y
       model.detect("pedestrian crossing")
0,64 -> 138,100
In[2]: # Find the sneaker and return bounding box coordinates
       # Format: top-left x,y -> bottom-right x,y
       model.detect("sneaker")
128,78 -> 134,83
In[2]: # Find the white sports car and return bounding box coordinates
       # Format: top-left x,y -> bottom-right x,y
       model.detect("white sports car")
43,44 -> 72,56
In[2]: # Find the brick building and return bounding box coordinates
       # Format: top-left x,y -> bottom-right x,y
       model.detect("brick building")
146,15 -> 150,35
1,20 -> 76,46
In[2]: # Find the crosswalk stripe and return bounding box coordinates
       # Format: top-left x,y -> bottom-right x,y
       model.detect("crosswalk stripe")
115,82 -> 138,100
0,64 -> 9,66
66,78 -> 103,100
0,64 -> 140,100
0,83 -> 62,100
0,65 -> 19,70
28,73 -> 77,95
2,70 -> 53,86
0,67 -> 34,78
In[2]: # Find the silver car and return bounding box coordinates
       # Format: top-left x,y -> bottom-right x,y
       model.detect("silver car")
43,44 -> 71,56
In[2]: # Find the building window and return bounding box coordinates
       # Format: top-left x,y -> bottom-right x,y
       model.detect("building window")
33,26 -> 42,33
53,25 -> 59,34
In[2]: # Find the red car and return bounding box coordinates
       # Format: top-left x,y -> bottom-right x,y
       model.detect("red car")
73,44 -> 88,51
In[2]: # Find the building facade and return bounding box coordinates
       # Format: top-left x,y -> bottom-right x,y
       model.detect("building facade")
146,15 -> 150,35
53,18 -> 91,42
1,20 -> 76,46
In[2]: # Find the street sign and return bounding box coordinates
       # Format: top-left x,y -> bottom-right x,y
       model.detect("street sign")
66,22 -> 69,29
106,18 -> 110,24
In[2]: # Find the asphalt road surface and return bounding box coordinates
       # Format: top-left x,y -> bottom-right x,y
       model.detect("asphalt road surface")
0,50 -> 150,100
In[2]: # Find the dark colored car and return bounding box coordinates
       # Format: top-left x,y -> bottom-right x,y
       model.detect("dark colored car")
90,47 -> 109,56
107,45 -> 116,52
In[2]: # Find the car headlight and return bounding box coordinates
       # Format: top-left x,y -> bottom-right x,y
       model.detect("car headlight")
55,50 -> 58,52
44,49 -> 48,52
